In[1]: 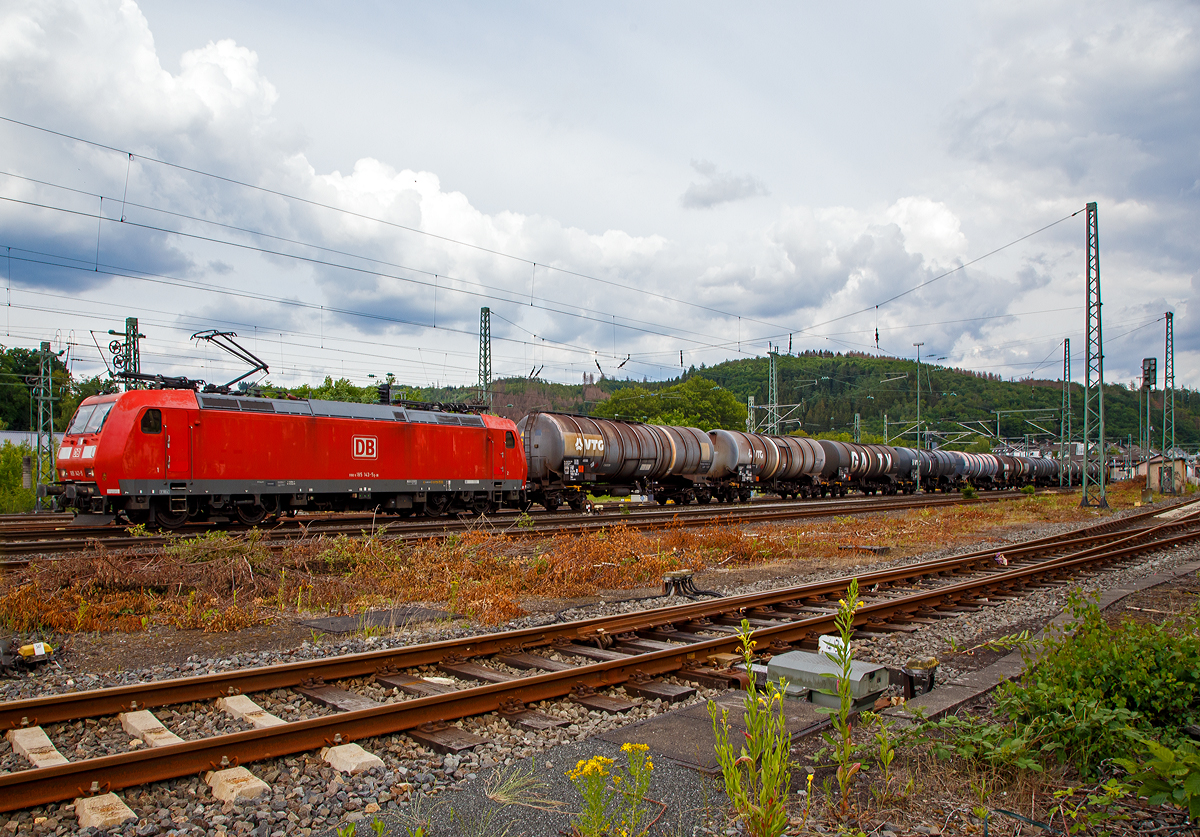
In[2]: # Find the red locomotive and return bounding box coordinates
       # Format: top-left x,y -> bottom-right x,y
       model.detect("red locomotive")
48,389 -> 526,528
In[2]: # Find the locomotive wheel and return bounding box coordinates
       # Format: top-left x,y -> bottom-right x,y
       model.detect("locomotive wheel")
235,503 -> 268,525
123,508 -> 150,525
154,501 -> 188,530
465,497 -> 494,516
424,495 -> 450,517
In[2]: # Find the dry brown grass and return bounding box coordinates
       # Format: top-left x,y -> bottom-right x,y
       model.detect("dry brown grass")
0,484 -> 1179,633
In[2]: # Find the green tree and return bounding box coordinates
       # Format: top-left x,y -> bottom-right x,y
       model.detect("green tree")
59,375 -> 118,430
290,376 -> 380,404
593,376 -> 746,430
0,345 -> 71,432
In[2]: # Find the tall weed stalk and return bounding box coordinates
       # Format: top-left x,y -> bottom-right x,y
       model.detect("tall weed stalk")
708,618 -> 792,837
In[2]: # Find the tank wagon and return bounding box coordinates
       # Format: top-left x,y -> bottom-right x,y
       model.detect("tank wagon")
517,412 -> 715,510
520,413 -> 953,509
47,390 -> 526,527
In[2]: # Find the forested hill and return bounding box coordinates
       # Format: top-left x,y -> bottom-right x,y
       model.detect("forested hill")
687,351 -> 1200,447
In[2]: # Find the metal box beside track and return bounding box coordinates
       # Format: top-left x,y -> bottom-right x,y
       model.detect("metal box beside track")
766,649 -> 890,708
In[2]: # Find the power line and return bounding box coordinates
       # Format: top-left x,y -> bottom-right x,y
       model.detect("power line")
0,117 -> 1097,367
0,195 -> 736,353
0,119 -> 1121,388
622,213 -> 1086,360
0,115 -> 797,334
0,171 -> 757,353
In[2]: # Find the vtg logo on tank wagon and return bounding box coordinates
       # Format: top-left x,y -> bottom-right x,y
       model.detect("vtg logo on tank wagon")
352,436 -> 378,459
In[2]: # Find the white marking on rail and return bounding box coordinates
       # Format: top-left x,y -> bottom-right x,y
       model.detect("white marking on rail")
1155,500 -> 1200,519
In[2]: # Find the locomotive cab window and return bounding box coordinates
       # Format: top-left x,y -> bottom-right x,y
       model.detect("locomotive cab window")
78,401 -> 114,435
140,409 -> 162,434
505,431 -> 516,449
66,405 -> 97,435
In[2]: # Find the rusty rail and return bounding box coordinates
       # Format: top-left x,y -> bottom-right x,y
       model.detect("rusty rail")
0,500 -> 1195,811
0,489 -> 1070,560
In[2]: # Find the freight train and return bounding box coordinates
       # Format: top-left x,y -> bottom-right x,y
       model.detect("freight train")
44,392 -> 1092,527
516,412 -> 1093,510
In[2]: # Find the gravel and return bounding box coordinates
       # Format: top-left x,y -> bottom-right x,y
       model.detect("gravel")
1,503 -> 1196,834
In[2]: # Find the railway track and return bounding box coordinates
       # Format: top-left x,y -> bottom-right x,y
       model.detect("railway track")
0,499 -> 1196,818
0,489 -> 1064,561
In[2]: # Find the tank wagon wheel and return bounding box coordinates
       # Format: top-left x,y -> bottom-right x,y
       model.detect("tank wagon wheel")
517,498 -> 534,513
235,503 -> 268,526
543,498 -> 561,512
567,495 -> 586,512
153,501 -> 188,530
696,493 -> 712,505
656,495 -> 669,506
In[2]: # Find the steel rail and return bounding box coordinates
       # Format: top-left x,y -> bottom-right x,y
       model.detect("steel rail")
2,491 -> 1034,541
0,490 -> 1068,559
2,510 -> 1198,811
0,495 -> 887,540
0,500 -> 1187,730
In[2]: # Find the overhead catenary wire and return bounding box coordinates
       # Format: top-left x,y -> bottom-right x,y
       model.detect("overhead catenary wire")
0,116 -> 797,335
0,263 -> 679,387
0,117 -> 1140,388
0,195 -> 731,354
3,193 -> 1084,379
1,247 -> 679,375
1,120 -> 1098,369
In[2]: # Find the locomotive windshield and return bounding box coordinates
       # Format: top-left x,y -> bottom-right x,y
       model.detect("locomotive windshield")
65,401 -> 114,435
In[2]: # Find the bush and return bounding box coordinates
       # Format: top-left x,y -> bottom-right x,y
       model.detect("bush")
1006,591 -> 1200,738
924,590 -> 1200,780
0,441 -> 37,512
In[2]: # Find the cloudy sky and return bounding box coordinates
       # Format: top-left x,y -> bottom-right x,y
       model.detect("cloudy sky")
1,0 -> 1197,397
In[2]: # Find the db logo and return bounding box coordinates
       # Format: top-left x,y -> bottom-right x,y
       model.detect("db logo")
352,436 -> 378,459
